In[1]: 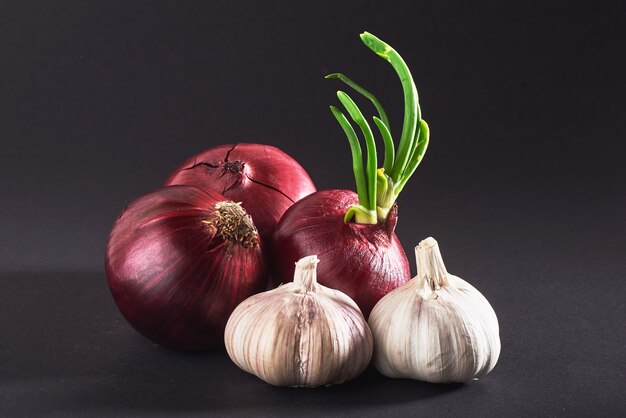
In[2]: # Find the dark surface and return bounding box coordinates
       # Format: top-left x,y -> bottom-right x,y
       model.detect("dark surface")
1,0 -> 625,416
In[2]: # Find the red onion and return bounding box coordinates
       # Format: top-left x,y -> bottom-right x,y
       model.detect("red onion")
164,143 -> 316,244
272,190 -> 409,318
105,185 -> 267,351
273,32 -> 431,318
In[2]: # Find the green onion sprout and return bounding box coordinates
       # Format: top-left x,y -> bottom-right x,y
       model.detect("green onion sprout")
328,31 -> 430,224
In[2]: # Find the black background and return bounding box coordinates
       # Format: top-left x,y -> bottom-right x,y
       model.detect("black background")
1,1 -> 625,416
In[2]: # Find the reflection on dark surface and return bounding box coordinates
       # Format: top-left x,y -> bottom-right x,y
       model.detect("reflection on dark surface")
1,253 -> 625,417
0,272 -> 465,417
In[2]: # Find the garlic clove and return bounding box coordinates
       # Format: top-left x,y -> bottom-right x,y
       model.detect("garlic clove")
225,255 -> 373,387
368,237 -> 501,383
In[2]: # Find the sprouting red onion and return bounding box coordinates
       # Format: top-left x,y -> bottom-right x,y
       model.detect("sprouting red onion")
164,143 -> 316,244
105,185 -> 267,351
272,190 -> 410,318
271,33 -> 431,318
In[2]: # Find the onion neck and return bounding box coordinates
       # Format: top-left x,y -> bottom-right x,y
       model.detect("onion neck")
205,201 -> 259,248
415,237 -> 449,291
344,205 -> 377,224
224,160 -> 245,173
293,255 -> 320,292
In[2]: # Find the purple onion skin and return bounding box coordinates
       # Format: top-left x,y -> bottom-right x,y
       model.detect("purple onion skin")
272,190 -> 410,318
164,143 -> 316,244
105,185 -> 267,351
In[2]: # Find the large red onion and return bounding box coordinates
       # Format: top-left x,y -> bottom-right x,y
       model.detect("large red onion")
164,143 -> 316,244
105,185 -> 267,351
272,190 -> 410,318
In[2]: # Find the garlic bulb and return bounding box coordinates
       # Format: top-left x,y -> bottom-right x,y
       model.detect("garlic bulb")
368,237 -> 500,383
224,255 -> 373,387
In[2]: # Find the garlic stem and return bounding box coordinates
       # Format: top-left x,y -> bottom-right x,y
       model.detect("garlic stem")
293,255 -> 320,291
415,237 -> 449,291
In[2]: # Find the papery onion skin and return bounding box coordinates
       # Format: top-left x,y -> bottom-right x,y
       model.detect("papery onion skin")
164,143 -> 316,244
272,189 -> 410,318
105,185 -> 267,351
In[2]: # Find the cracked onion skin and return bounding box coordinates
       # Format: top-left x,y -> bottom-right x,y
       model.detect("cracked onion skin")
164,143 -> 316,244
272,190 -> 410,318
105,185 -> 267,351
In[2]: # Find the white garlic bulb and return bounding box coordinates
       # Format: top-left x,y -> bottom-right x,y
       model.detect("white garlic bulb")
368,237 -> 500,383
224,255 -> 373,387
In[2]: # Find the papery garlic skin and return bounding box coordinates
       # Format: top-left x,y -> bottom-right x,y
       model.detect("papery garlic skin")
369,237 -> 500,383
224,255 -> 373,387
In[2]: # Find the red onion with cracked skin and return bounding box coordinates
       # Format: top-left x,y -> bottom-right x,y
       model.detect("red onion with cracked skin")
164,143 -> 316,244
272,190 -> 409,318
105,185 -> 267,351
